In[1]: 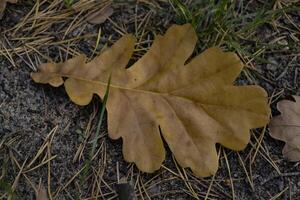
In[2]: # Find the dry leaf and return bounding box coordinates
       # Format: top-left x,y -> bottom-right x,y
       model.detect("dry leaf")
87,5 -> 113,24
31,24 -> 270,177
269,96 -> 300,161
0,0 -> 17,19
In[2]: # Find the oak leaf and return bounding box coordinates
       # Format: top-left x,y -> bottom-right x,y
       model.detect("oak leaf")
31,24 -> 270,177
269,96 -> 300,161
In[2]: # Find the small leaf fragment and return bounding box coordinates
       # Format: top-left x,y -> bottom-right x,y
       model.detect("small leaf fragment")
36,184 -> 48,200
269,96 -> 300,161
87,6 -> 113,24
31,24 -> 270,177
0,0 -> 17,19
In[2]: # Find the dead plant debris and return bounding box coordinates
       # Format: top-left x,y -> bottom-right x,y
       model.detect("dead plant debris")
1,0 -> 300,199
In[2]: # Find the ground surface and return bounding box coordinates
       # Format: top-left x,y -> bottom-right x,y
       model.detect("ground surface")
0,0 -> 300,199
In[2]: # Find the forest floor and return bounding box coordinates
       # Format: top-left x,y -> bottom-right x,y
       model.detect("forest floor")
1,0 -> 300,199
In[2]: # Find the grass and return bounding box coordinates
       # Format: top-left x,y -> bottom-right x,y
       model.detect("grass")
81,75 -> 111,183
64,0 -> 75,8
0,0 -> 299,199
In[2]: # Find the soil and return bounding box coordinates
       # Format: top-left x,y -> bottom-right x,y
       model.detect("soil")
0,1 -> 300,200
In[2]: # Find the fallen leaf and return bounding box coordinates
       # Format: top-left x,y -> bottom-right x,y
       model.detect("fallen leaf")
31,24 -> 270,177
0,0 -> 17,19
87,5 -> 113,24
269,96 -> 300,161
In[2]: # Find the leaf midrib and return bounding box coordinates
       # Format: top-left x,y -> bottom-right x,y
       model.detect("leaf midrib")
56,73 -> 266,116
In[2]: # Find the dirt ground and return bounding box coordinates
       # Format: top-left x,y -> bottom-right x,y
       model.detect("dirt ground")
1,0 -> 300,199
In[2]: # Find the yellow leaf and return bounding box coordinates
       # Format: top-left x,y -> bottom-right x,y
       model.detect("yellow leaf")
269,96 -> 300,161
31,24 -> 270,177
